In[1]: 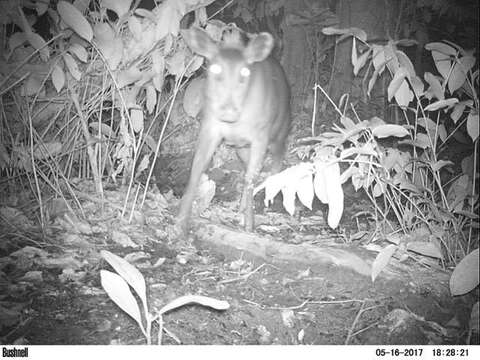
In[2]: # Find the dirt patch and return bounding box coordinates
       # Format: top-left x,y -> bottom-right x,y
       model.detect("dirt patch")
0,181 -> 477,345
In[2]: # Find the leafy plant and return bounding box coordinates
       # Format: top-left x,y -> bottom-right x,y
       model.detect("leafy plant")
0,0 -> 221,223
257,26 -> 478,283
100,250 -> 229,344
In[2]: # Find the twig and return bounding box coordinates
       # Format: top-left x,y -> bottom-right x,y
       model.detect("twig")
208,0 -> 235,20
218,263 -> 266,284
242,299 -> 263,308
345,303 -> 382,345
310,299 -> 372,305
243,297 -> 383,311
349,320 -> 381,338
163,326 -> 181,344
267,300 -> 310,311
345,300 -> 366,345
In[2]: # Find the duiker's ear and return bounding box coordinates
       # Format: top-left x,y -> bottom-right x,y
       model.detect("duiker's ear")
181,27 -> 218,59
244,32 -> 274,63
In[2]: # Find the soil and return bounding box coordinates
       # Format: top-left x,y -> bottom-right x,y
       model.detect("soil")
0,165 -> 478,346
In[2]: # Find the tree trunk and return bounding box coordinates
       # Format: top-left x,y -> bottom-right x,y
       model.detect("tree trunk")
282,0 -> 334,131
326,0 -> 388,119
282,0 -> 311,114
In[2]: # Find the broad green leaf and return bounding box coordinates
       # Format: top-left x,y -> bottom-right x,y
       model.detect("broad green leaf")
322,27 -> 350,35
166,50 -> 186,77
25,32 -> 49,61
371,124 -> 409,138
33,142 -> 62,159
425,42 -> 457,55
410,76 -> 424,97
68,43 -> 88,62
296,172 -> 314,210
323,26 -> 366,41
396,39 -> 418,47
93,23 -> 123,70
438,124 -> 447,143
384,42 -> 399,73
89,122 -> 114,137
399,181 -> 420,194
51,64 -> 65,92
340,115 -> 355,130
155,0 -> 182,40
151,49 -> 165,74
394,79 -> 414,108
324,162 -> 343,228
388,67 -> 409,101
128,16 -> 143,40
353,48 -> 371,76
130,107 -> 143,133
63,53 -> 81,80
424,98 -> 459,111
313,161 -> 328,204
101,250 -> 147,308
426,42 -> 456,79
407,241 -> 443,259
195,174 -> 215,214
8,32 -> 28,51
432,49 -> 452,79
424,72 -> 444,101
146,85 -> 156,114
372,181 -> 386,197
21,74 -> 45,97
461,154 -> 474,177
450,249 -> 479,296
73,0 -> 90,13
431,160 -> 453,172
372,244 -> 397,282
399,133 -> 431,149
185,55 -> 204,76
367,66 -> 380,96
447,174 -> 470,212
257,163 -> 314,215
454,210 -> 479,219
137,154 -> 150,174
396,50 -> 416,77
347,27 -> 367,41
282,181 -> 296,216
116,67 -> 142,89
417,117 -> 437,133
183,77 -> 204,117
466,112 -> 479,142
101,0 -> 132,18
58,0 -> 93,41
35,0 -> 48,15
381,148 -> 400,170
159,295 -> 229,315
100,270 -> 144,331
93,22 -> 115,43
371,44 -> 386,73
255,169 -> 285,204
134,9 -> 156,22
448,56 -> 476,94
450,101 -> 467,123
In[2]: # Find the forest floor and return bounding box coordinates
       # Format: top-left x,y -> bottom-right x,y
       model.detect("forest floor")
0,167 -> 478,345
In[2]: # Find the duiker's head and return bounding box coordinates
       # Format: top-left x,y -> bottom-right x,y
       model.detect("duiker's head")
182,27 -> 274,122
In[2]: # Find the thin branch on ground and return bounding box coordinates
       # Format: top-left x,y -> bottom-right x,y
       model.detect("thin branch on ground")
218,263 -> 266,284
345,303 -> 383,345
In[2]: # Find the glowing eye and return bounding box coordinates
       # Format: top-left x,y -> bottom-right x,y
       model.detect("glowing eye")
240,67 -> 250,77
209,63 -> 222,75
